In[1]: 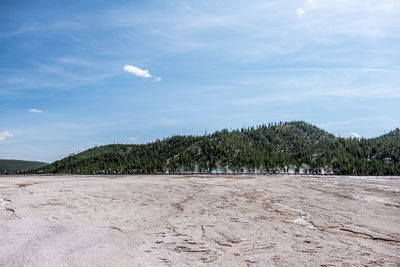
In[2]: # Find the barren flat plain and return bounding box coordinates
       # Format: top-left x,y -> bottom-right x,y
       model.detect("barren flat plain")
1,175 -> 399,266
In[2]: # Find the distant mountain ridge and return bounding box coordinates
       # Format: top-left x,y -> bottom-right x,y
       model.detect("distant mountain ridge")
0,159 -> 48,174
38,121 -> 400,175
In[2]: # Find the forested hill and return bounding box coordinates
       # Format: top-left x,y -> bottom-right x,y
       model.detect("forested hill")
38,121 -> 400,175
0,159 -> 48,174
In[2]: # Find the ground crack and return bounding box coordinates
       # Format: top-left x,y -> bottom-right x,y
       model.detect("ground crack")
340,228 -> 400,244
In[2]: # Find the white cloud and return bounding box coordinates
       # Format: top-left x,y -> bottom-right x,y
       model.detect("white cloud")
155,77 -> 162,82
123,65 -> 152,78
128,137 -> 138,141
349,132 -> 361,139
0,131 -> 13,142
27,108 -> 42,113
0,131 -> 12,137
296,8 -> 305,15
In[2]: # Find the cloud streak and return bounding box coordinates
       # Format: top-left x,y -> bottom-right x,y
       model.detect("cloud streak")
0,62 -> 120,94
224,67 -> 400,74
28,108 -> 43,113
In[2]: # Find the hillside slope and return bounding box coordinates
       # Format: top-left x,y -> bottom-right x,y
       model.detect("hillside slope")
1,159 -> 48,174
38,121 -> 400,175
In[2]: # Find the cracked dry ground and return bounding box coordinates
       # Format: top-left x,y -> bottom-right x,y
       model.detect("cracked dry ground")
0,175 -> 399,266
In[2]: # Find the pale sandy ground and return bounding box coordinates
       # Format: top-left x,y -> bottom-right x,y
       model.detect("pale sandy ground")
0,175 -> 399,266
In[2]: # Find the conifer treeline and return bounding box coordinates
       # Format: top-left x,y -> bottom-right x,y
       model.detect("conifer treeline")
38,121 -> 400,175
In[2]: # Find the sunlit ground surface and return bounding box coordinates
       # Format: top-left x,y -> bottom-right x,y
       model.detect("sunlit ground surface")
1,175 -> 399,266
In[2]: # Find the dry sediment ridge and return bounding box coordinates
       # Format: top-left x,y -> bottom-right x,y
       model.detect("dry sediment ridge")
0,175 -> 399,266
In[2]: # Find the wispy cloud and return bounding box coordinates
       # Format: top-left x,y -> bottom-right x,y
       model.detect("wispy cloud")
0,131 -> 13,143
27,108 -> 42,113
231,85 -> 400,105
158,117 -> 179,126
0,61 -> 119,94
224,67 -> 400,74
103,0 -> 400,62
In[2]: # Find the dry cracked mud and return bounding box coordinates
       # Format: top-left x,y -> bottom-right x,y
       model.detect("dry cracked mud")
0,175 -> 399,266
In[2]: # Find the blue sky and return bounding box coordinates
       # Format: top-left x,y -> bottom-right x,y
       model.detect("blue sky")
1,0 -> 400,162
